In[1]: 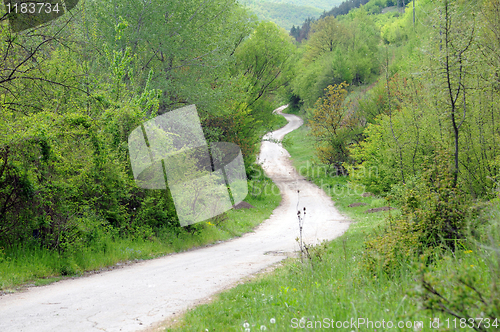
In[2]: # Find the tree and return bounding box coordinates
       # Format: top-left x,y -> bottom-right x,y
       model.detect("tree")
292,9 -> 380,107
84,0 -> 253,114
297,17 -> 314,42
309,82 -> 360,170
480,0 -> 500,92
437,0 -> 476,187
235,21 -> 295,110
304,16 -> 350,62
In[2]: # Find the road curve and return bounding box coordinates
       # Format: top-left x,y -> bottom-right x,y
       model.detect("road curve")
0,105 -> 349,332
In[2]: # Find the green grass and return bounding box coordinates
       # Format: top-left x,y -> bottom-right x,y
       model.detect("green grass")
166,123 -> 498,332
267,112 -> 289,132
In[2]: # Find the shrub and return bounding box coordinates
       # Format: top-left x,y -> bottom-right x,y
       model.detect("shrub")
363,149 -> 478,274
308,83 -> 362,167
415,216 -> 500,331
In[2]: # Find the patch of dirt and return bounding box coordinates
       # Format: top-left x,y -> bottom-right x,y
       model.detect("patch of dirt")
0,289 -> 19,297
348,202 -> 367,208
264,250 -> 297,258
233,201 -> 255,209
381,6 -> 398,14
364,207 -> 395,213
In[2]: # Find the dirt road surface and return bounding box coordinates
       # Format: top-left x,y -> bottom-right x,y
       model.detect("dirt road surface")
0,105 -> 349,332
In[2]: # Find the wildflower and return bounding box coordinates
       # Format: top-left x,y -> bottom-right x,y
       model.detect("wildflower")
260,326 -> 267,330
245,329 -> 250,332
270,318 -> 276,324
243,322 -> 250,328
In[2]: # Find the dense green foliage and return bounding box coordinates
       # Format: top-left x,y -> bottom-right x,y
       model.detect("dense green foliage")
288,0 -> 500,199
281,0 -> 500,325
290,11 -> 381,109
0,0 -> 293,270
345,0 -> 500,198
308,83 -> 362,170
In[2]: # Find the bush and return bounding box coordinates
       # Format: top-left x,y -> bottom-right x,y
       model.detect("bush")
415,215 -> 500,331
363,149 -> 478,274
308,83 -> 362,167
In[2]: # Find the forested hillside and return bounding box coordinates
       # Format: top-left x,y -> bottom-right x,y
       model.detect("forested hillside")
0,0 -> 294,280
287,0 -> 500,199
239,0 -> 322,30
239,0 -> 344,30
279,0 -> 500,324
241,0 -> 343,11
291,0 -> 401,41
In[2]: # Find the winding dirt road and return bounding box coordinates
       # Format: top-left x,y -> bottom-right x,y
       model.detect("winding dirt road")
0,106 -> 349,332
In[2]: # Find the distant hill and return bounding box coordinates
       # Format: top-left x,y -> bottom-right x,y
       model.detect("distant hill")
250,0 -> 345,11
239,0 -> 344,31
290,0 -> 398,42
